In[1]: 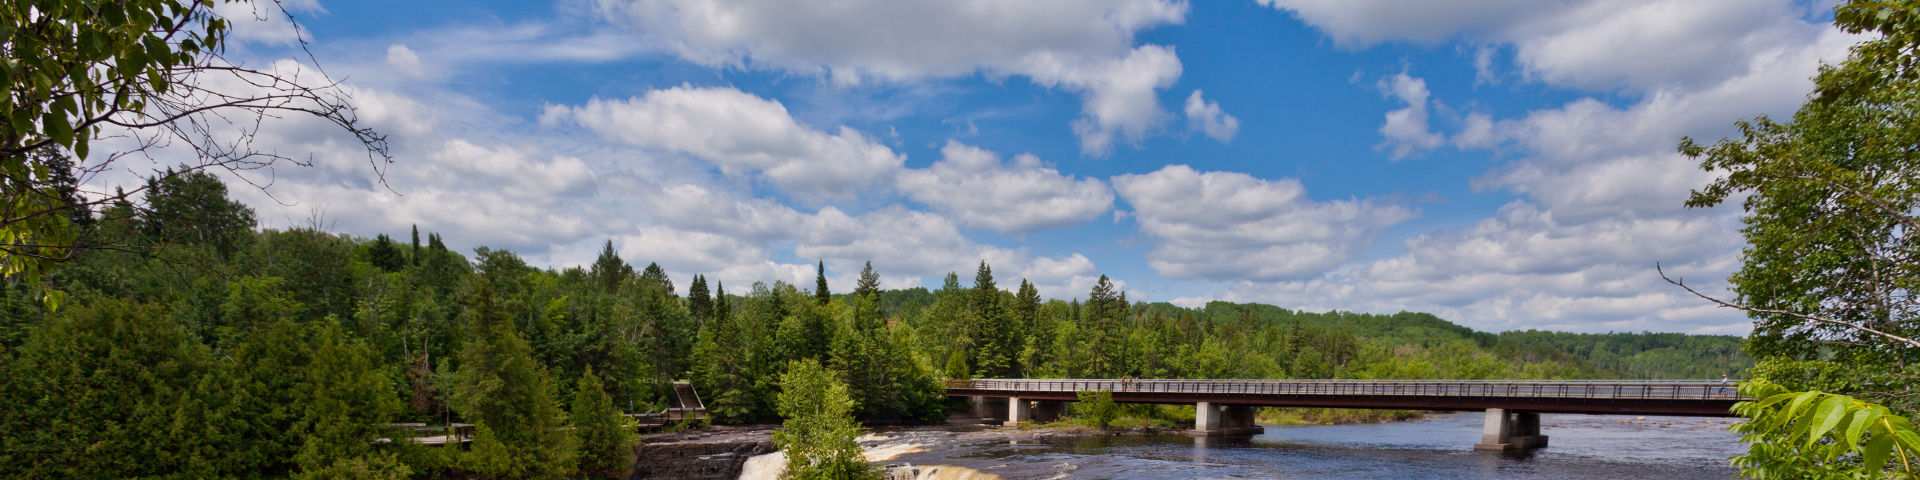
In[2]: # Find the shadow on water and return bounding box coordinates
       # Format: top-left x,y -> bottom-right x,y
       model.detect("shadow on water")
885,413 -> 1745,479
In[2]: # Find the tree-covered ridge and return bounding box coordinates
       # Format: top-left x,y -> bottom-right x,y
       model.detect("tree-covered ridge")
0,168 -> 1749,477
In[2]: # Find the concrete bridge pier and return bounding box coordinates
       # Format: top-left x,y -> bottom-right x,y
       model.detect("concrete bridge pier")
971,396 -> 1009,424
1003,397 -> 1067,426
1474,408 -> 1548,451
1188,402 -> 1265,437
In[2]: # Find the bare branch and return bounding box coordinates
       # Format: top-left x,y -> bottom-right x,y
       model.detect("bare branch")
1659,263 -> 1920,350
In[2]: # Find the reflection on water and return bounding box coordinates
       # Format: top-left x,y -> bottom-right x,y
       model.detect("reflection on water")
884,413 -> 1745,479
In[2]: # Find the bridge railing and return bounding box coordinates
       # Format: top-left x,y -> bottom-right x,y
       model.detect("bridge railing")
945,379 -> 1745,400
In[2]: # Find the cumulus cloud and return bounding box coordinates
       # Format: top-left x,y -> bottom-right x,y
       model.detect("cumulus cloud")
1113,165 -> 1416,281
1183,90 -> 1239,143
1261,0 -> 1829,93
1194,0 -> 1864,334
542,86 -> 905,200
385,44 -> 429,79
897,141 -> 1113,233
1377,73 -> 1445,160
590,0 -> 1192,155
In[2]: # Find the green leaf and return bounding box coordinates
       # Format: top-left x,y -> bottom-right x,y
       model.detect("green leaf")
1805,395 -> 1848,448
1845,407 -> 1880,450
44,111 -> 73,146
1865,433 -> 1894,473
1785,391 -> 1822,421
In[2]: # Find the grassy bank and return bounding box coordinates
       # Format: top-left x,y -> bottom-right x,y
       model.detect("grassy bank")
1258,407 -> 1423,425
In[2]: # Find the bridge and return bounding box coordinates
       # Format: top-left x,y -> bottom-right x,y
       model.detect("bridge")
946,379 -> 1745,451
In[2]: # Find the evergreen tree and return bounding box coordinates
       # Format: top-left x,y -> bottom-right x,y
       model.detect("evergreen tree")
452,299 -> 575,479
714,281 -> 731,324
688,274 -> 713,330
1084,275 -> 1125,378
855,261 -> 880,299
640,262 -> 673,295
589,240 -> 632,293
571,367 -> 635,480
367,233 -> 404,272
0,298 -> 210,478
815,260 -> 831,305
970,261 -> 1017,377
1014,280 -> 1042,376
410,224 -> 421,266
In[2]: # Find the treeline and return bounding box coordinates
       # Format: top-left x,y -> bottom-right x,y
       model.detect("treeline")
0,169 -> 1749,478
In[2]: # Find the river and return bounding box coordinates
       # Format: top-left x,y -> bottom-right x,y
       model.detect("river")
832,413 -> 1746,479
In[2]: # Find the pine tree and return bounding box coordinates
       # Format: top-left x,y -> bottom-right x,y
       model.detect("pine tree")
452,299 -> 575,479
368,234 -> 404,272
688,274 -> 713,330
640,262 -> 674,295
855,261 -> 880,299
1014,280 -> 1042,377
410,225 -> 421,266
589,240 -> 632,293
715,282 -> 731,324
814,260 -> 831,305
1084,275 -> 1125,378
571,368 -> 635,480
970,261 -> 1016,378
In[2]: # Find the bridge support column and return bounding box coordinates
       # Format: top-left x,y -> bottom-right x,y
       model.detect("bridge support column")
1187,402 -> 1265,437
1003,398 -> 1066,426
1005,397 -> 1030,426
972,396 -> 1008,424
1474,409 -> 1548,451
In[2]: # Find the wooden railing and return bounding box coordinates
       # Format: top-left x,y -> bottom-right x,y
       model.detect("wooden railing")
945,379 -> 1746,400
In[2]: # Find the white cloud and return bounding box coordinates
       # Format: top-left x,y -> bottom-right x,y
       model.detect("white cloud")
1262,0 -> 1830,93
214,0 -> 322,46
897,141 -> 1113,233
1377,73 -> 1445,160
590,0 -> 1192,155
1183,90 -> 1239,143
1113,165 -> 1416,281
385,44 -> 429,79
1196,0 -> 1864,334
542,86 -> 905,200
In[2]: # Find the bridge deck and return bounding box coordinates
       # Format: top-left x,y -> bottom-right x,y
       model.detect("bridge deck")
947,379 -> 1745,417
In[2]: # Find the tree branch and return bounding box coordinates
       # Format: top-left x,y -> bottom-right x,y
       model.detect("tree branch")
1659,263 -> 1920,350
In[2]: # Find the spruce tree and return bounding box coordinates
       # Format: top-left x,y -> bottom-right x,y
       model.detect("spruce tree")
571,368 -> 635,480
814,260 -> 831,305
714,282 -> 731,323
368,233 -> 404,272
855,261 -> 880,299
688,274 -> 713,329
970,261 -> 1016,378
640,262 -> 674,295
589,240 -> 632,293
410,225 -> 421,266
452,300 -> 575,479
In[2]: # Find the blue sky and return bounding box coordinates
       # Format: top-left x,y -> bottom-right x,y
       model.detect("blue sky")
126,0 -> 1859,334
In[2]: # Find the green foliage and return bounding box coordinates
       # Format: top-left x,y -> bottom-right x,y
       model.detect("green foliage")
571,368 -> 636,480
0,297 -> 209,477
1682,0 -> 1920,410
774,359 -> 878,480
1731,379 -> 1919,479
452,308 -> 575,479
1073,390 -> 1118,429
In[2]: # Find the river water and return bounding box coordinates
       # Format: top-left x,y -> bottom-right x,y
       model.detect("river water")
864,413 -> 1745,479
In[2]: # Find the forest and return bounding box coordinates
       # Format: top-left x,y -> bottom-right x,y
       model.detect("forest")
0,169 -> 1752,478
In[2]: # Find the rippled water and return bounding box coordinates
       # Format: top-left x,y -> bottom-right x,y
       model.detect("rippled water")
882,413 -> 1746,479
